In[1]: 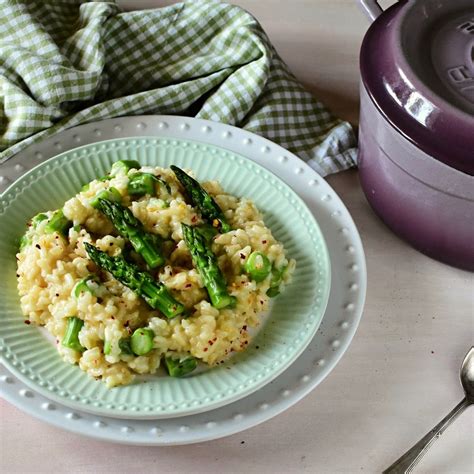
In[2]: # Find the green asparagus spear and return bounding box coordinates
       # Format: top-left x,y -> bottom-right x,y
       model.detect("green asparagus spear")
110,160 -> 141,176
164,356 -> 197,377
62,316 -> 85,352
171,166 -> 231,233
45,209 -> 72,236
84,243 -> 184,318
198,223 -> 218,243
97,198 -> 164,268
181,223 -> 236,309
245,251 -> 271,282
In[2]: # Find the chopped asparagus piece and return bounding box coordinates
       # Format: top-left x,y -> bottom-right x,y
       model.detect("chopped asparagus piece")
127,172 -> 171,197
266,265 -> 288,297
104,338 -> 133,356
45,209 -> 72,236
119,338 -> 133,355
110,160 -> 141,176
245,251 -> 271,282
90,187 -> 121,209
62,316 -> 85,352
19,234 -> 31,251
130,328 -> 154,355
171,165 -> 231,233
84,243 -> 184,318
165,356 -> 197,377
127,172 -> 154,196
182,223 -> 236,309
103,340 -> 112,355
73,275 -> 99,298
31,213 -> 48,228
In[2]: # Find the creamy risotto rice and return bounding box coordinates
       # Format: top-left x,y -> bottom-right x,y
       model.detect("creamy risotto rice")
16,163 -> 294,387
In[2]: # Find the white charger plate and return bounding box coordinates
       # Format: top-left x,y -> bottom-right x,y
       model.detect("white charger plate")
0,116 -> 366,445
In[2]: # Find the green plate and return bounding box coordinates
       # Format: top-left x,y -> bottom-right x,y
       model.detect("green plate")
0,137 -> 330,419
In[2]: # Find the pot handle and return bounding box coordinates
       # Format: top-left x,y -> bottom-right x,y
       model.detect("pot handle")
358,0 -> 383,22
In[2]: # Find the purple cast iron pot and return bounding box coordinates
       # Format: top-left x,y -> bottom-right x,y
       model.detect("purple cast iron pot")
357,0 -> 474,271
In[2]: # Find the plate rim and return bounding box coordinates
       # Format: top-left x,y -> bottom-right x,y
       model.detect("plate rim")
0,133 -> 331,419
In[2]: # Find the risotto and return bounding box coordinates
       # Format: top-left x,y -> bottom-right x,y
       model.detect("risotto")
16,161 -> 295,387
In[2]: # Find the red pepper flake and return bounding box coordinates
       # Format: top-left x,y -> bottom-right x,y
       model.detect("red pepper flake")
208,340 -> 214,345
203,347 -> 208,352
185,283 -> 192,288
24,320 -> 31,325
191,215 -> 197,223
262,240 -> 267,244
111,316 -> 115,320
35,244 -> 41,249
242,325 -> 247,331
260,300 -> 264,305
240,253 -> 245,259
213,337 -> 217,342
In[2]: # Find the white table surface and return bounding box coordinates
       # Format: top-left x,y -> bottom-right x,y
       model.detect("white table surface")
1,1 -> 473,473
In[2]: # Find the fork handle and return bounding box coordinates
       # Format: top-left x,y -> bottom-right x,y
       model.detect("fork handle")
383,397 -> 470,473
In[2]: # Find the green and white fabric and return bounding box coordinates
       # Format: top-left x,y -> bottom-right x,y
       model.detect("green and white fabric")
0,0 -> 357,176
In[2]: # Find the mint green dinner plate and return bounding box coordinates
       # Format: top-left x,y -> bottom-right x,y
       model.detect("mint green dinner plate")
0,137 -> 330,419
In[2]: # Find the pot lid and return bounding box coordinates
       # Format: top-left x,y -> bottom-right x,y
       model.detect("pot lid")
360,0 -> 474,175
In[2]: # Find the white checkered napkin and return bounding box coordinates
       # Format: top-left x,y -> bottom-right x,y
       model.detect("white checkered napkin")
0,0 -> 357,176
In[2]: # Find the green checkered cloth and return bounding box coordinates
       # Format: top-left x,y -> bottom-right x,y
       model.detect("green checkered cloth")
0,0 -> 357,176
